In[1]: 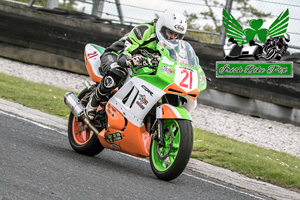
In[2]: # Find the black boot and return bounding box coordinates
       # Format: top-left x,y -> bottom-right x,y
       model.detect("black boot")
85,65 -> 127,120
84,87 -> 106,120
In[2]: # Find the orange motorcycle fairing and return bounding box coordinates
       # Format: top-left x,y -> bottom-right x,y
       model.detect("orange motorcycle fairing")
160,104 -> 178,118
106,103 -> 126,130
163,83 -> 199,100
97,103 -> 152,158
84,51 -> 103,83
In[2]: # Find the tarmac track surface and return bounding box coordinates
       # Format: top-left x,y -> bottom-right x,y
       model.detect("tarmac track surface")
0,111 -> 267,200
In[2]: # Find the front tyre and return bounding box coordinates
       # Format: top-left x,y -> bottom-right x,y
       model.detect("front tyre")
68,88 -> 104,156
150,119 -> 193,181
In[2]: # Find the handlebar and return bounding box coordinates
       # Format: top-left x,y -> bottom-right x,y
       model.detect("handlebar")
128,61 -> 156,74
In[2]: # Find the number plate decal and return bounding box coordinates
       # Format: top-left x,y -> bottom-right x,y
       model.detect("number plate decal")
175,66 -> 198,92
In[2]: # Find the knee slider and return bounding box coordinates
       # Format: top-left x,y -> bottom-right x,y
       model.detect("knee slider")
99,66 -> 127,94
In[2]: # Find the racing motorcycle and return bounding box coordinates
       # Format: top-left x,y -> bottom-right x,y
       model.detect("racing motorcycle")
262,35 -> 289,61
64,38 -> 207,181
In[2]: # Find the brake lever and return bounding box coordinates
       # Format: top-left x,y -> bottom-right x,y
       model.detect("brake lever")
128,61 -> 140,74
128,60 -> 157,74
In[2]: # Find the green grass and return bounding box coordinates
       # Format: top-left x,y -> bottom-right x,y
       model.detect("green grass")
193,129 -> 300,191
0,72 -> 71,119
1,72 -> 300,191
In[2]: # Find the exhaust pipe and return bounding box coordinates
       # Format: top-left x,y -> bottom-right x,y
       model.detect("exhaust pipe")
64,92 -> 100,136
64,92 -> 85,118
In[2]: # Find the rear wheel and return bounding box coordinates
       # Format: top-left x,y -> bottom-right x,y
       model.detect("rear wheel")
68,88 -> 104,156
150,119 -> 193,181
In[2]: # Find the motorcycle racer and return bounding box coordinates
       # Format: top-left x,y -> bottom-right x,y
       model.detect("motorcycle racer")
262,33 -> 290,60
85,11 -> 187,120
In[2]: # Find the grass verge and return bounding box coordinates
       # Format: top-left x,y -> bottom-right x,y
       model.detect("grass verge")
193,129 -> 300,191
0,72 -> 71,119
1,72 -> 299,191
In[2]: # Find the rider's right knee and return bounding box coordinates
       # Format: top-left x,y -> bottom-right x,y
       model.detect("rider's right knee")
99,66 -> 128,94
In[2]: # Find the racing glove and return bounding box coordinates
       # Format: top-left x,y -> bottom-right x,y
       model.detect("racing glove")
102,62 -> 111,74
102,62 -> 121,74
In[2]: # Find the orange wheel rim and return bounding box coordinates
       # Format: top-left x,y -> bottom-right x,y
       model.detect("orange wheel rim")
72,116 -> 92,145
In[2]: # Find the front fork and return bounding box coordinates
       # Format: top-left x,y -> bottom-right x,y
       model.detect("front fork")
152,119 -> 174,160
152,119 -> 164,146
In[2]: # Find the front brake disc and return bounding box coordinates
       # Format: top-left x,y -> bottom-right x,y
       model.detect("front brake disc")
156,128 -> 173,160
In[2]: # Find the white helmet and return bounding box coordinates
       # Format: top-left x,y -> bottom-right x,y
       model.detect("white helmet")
156,11 -> 187,41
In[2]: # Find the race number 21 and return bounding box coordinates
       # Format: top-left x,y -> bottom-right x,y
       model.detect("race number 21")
179,70 -> 193,89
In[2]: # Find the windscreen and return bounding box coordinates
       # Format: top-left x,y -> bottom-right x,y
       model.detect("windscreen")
158,39 -> 198,67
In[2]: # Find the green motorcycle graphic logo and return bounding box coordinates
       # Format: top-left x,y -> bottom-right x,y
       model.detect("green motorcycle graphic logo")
223,9 -> 289,45
223,9 -> 290,61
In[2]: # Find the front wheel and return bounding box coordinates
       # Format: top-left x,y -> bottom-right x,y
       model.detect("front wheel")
265,48 -> 276,60
150,119 -> 193,181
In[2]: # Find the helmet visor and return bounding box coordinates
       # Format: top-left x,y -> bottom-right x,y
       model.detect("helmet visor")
160,27 -> 184,40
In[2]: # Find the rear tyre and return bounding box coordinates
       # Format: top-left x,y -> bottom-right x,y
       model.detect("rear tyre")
150,119 -> 193,181
68,88 -> 104,156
